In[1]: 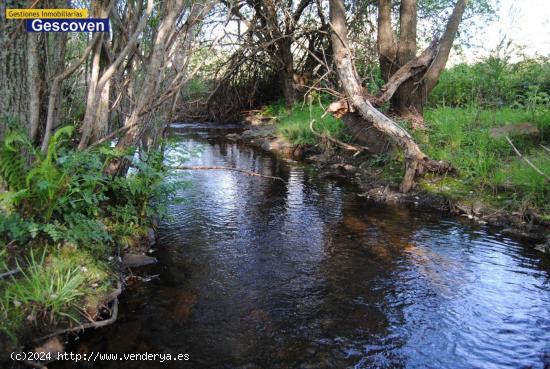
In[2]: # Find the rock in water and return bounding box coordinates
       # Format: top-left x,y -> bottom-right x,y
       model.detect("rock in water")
123,253 -> 158,268
146,228 -> 156,246
34,336 -> 64,358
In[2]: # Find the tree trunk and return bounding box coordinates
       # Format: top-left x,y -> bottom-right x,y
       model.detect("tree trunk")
105,0 -> 186,176
27,33 -> 41,142
424,0 -> 469,93
377,0 -> 397,82
279,38 -> 296,109
86,0 -> 111,143
0,0 -> 29,138
329,0 -> 451,192
390,0 -> 425,127
78,0 -> 154,150
376,0 -> 468,128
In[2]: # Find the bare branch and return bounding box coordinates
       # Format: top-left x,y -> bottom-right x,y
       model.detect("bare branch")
170,166 -> 287,182
506,136 -> 550,182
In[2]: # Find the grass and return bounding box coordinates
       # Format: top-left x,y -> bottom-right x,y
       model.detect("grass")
265,101 -> 550,214
420,107 -> 550,209
0,246 -> 113,347
265,100 -> 346,145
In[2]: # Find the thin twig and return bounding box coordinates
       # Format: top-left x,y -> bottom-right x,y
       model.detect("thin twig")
0,268 -> 21,279
170,166 -> 287,183
541,144 -> 550,154
506,136 -> 550,182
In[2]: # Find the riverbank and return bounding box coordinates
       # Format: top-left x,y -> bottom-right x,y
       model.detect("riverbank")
0,128 -> 180,367
232,104 -> 550,247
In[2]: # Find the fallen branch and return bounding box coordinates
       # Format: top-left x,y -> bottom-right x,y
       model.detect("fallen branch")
541,144 -> 550,154
506,136 -> 550,182
309,119 -> 368,154
170,166 -> 287,183
0,267 -> 21,279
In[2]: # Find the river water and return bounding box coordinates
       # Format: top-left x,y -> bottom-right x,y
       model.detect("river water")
56,124 -> 550,369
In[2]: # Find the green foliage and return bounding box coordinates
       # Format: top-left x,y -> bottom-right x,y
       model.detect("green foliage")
0,129 -> 33,191
0,126 -> 111,247
269,99 -> 346,146
430,56 -> 550,109
3,249 -> 85,324
421,107 -> 550,208
0,124 -> 183,352
493,151 -> 550,203
0,125 -> 182,250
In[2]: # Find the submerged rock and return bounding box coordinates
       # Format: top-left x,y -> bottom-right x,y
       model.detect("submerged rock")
225,133 -> 241,141
34,336 -> 64,358
122,253 -> 158,268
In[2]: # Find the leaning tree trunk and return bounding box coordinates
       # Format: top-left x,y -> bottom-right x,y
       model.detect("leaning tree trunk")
329,0 -> 451,192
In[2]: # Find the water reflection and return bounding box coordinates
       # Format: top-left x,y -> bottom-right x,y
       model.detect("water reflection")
54,124 -> 550,369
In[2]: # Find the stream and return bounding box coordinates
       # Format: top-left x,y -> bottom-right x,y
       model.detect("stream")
55,123 -> 550,369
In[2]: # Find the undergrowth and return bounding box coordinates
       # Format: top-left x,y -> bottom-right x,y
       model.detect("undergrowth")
0,123 -> 184,355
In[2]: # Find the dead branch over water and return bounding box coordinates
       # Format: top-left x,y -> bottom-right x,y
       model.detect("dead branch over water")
170,166 -> 287,183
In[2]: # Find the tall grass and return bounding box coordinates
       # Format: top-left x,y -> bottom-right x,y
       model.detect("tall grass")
421,107 -> 550,207
4,250 -> 85,324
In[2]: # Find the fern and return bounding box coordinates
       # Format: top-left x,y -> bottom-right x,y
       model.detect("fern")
0,130 -> 32,190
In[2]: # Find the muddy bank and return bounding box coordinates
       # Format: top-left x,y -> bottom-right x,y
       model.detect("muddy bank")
231,122 -> 550,249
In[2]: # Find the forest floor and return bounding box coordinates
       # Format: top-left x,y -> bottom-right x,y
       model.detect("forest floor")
233,103 -> 550,248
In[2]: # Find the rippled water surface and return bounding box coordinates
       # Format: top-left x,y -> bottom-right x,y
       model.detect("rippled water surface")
56,124 -> 550,369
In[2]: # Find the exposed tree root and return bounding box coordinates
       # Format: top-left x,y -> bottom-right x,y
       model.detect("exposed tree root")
35,282 -> 122,343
